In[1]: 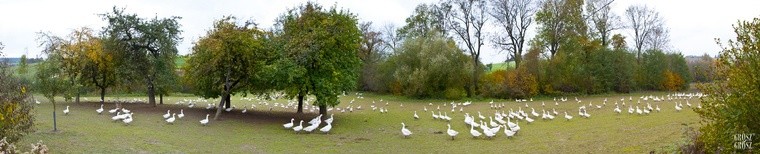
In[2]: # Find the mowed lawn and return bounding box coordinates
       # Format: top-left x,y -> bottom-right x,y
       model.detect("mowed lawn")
17,92 -> 701,153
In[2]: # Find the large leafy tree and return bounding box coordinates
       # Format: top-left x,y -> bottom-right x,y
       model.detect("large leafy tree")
398,3 -> 451,39
697,17 -> 760,152
82,32 -> 118,104
101,7 -> 181,107
184,16 -> 282,120
278,2 -> 362,115
534,0 -> 586,58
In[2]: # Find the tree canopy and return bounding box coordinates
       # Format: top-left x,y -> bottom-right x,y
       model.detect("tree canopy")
277,2 -> 363,115
184,16 -> 284,119
100,7 -> 182,106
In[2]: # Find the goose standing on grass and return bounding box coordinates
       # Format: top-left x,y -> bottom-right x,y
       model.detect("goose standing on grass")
122,113 -> 133,125
36,100 -> 41,105
283,118 -> 295,129
614,105 -> 621,114
303,122 -> 319,133
96,104 -> 104,114
166,113 -> 176,124
108,107 -> 119,114
63,106 -> 70,115
564,112 -> 573,121
163,110 -> 171,119
320,123 -> 332,134
293,120 -> 304,133
470,124 -> 482,138
122,108 -> 130,113
656,105 -> 661,112
112,112 -> 123,121
324,114 -> 334,124
178,109 -> 185,119
200,114 -> 210,126
675,102 -> 682,112
483,125 -> 496,139
504,125 -> 516,138
401,122 -> 412,138
413,111 -> 419,120
447,124 -> 458,140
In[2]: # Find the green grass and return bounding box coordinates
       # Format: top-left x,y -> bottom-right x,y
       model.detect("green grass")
487,61 -> 515,73
17,92 -> 700,153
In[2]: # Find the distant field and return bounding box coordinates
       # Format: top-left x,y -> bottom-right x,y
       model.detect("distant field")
18,91 -> 701,153
487,61 -> 515,73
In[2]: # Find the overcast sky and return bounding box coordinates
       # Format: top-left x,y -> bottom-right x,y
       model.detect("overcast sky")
1,0 -> 759,64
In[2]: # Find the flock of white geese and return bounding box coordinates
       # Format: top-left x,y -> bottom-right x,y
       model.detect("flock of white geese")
49,92 -> 703,140
396,93 -> 704,140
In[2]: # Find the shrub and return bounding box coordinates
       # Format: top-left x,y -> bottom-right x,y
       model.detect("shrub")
381,34 -> 472,98
697,17 -> 760,152
0,60 -> 35,143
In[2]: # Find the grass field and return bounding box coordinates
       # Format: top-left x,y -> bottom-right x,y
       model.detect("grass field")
16,92 -> 701,153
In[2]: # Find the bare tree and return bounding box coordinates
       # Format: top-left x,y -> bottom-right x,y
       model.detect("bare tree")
359,22 -> 384,63
381,23 -> 402,53
625,4 -> 664,62
586,0 -> 620,47
445,0 -> 489,97
489,0 -> 536,68
647,24 -> 670,51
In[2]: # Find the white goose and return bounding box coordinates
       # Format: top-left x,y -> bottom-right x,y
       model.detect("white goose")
469,124 -> 482,138
96,104 -> 104,114
178,109 -> 185,119
447,124 -> 459,140
122,113 -> 133,125
166,113 -> 176,124
283,118 -> 295,129
163,110 -> 171,119
112,112 -> 124,121
613,105 -> 621,114
63,106 -> 70,115
656,105 -> 661,112
324,114 -> 334,124
675,102 -> 682,112
293,120 -> 304,133
309,114 -> 323,125
303,123 -> 319,133
482,125 -> 496,139
401,122 -> 412,138
413,111 -> 419,120
564,112 -> 573,121
108,107 -> 119,114
504,125 -> 516,138
320,123 -> 332,134
200,114 -> 209,126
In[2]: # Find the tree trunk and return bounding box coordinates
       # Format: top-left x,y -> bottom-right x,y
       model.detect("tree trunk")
471,59 -> 480,97
75,92 -> 80,104
319,104 -> 327,116
224,93 -> 231,109
214,95 -> 226,120
100,87 -> 106,105
297,92 -> 304,113
52,99 -> 57,131
159,93 -> 163,105
214,74 -> 231,120
148,84 -> 156,107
